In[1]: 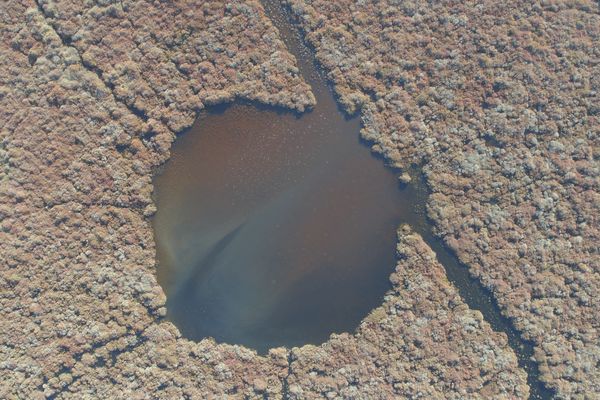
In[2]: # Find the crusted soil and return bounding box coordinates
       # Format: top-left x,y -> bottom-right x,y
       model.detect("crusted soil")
286,0 -> 599,397
0,0 -> 594,399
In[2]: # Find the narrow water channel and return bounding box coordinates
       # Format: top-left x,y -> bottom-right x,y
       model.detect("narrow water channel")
153,1 -> 552,398
262,4 -> 554,399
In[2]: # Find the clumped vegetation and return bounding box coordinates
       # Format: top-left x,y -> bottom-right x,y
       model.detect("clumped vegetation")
287,0 -> 599,396
1,0 -> 597,398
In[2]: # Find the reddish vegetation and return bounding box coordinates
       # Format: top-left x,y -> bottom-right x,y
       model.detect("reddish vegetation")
287,0 -> 599,397
1,0 -> 311,397
0,0 -> 595,398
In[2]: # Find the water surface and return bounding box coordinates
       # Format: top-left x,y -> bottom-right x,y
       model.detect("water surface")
152,4 -> 428,353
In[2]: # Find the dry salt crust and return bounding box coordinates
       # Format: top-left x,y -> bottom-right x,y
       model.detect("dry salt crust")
0,0 -> 591,398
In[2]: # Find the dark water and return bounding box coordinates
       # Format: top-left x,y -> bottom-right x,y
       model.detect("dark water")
153,1 -> 552,398
152,0 -> 428,351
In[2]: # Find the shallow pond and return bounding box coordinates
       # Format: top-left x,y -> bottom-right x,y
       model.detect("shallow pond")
152,12 -> 428,350
153,2 -> 551,398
